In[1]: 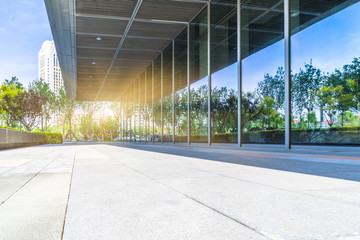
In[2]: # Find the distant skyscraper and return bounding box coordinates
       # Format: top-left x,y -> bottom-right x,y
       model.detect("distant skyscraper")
38,40 -> 63,93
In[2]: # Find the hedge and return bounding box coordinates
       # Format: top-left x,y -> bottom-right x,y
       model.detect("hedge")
0,126 -> 63,144
42,132 -> 63,144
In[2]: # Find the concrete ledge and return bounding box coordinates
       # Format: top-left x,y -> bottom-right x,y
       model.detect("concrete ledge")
0,128 -> 44,150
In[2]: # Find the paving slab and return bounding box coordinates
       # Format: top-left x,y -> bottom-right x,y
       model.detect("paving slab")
1,143 -> 360,240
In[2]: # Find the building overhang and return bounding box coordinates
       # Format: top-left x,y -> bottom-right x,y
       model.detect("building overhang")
45,0 -> 357,101
45,0 -> 209,100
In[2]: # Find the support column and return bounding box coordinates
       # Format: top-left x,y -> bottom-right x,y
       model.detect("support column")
237,0 -> 243,148
187,23 -> 191,146
207,2 -> 212,146
161,52 -> 164,144
172,40 -> 175,144
284,0 -> 291,149
152,61 -> 155,144
134,82 -> 136,143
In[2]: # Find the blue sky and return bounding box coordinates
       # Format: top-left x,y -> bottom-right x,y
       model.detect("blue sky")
0,0 -> 52,86
211,1 -> 360,92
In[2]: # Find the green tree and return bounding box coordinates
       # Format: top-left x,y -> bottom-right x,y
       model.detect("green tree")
292,61 -> 323,127
30,80 -> 56,132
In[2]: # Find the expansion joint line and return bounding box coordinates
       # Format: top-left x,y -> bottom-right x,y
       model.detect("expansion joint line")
61,149 -> 77,240
0,150 -> 60,207
120,162 -> 271,239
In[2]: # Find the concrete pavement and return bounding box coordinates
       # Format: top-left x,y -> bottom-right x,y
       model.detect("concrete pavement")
1,143 -> 360,239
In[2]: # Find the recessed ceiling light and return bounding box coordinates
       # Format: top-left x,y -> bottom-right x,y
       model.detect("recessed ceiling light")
95,37 -> 102,41
91,61 -> 96,65
291,12 -> 299,17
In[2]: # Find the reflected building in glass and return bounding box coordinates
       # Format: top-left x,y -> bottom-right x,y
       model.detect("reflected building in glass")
47,0 -> 360,147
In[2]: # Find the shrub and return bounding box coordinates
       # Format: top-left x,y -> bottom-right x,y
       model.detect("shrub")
42,132 -> 63,144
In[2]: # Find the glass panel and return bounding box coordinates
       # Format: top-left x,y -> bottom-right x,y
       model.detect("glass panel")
190,7 -> 208,143
241,0 -> 285,144
174,28 -> 188,143
210,0 -> 238,143
153,55 -> 162,142
145,65 -> 152,142
291,0 -> 360,145
139,72 -> 145,141
163,44 -> 173,142
134,77 -> 139,142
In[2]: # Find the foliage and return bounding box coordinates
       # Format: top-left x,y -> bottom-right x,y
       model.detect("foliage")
1,89 -> 47,131
42,132 -> 63,144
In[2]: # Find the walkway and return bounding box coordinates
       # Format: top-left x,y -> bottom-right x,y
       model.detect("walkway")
0,143 -> 360,240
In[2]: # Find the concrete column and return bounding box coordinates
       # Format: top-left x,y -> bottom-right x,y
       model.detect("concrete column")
152,61 -> 155,144
207,2 -> 212,146
161,52 -> 164,144
145,69 -> 148,143
237,0 -> 243,148
187,23 -> 191,146
284,0 -> 291,149
172,40 -> 175,144
139,76 -> 141,143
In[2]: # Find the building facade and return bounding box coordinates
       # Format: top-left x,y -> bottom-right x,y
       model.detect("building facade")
46,0 -> 360,147
38,40 -> 63,93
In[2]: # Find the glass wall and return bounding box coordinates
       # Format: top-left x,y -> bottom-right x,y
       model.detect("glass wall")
153,54 -> 162,142
139,72 -> 145,141
190,7 -> 208,143
163,44 -> 173,142
124,0 -> 360,146
174,28 -> 188,143
210,0 -> 238,143
241,0 -> 285,144
291,0 -> 360,145
145,65 -> 152,142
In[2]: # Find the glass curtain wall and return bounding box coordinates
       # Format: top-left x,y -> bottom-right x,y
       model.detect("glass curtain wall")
190,7 -> 208,143
210,0 -> 238,143
153,55 -> 162,142
241,0 -> 285,144
131,82 -> 136,142
163,44 -> 173,142
290,0 -> 360,145
134,78 -> 139,142
146,65 -> 153,142
139,72 -> 145,141
174,28 -> 188,143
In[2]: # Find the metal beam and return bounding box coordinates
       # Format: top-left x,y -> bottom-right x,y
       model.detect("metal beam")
77,13 -> 188,25
284,0 -> 291,149
77,46 -> 162,53
95,0 -> 143,101
77,57 -> 153,63
77,32 -> 173,41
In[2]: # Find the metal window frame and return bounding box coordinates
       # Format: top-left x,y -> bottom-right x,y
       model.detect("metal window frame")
284,0 -> 291,149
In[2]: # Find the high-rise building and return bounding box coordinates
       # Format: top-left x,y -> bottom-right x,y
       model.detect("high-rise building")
38,40 -> 63,93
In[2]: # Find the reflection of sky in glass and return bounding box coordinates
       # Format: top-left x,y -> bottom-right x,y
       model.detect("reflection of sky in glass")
207,2 -> 360,92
